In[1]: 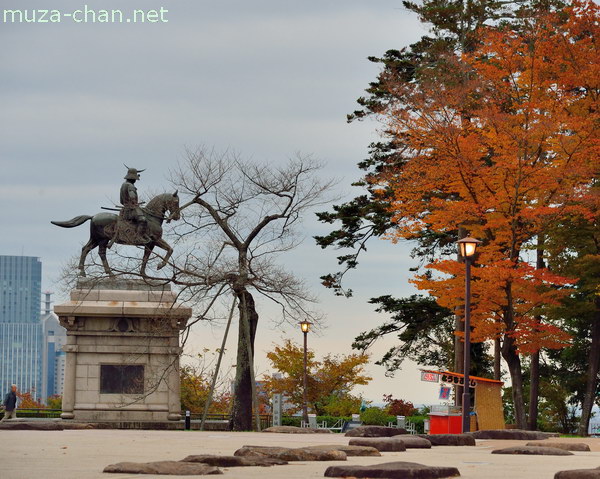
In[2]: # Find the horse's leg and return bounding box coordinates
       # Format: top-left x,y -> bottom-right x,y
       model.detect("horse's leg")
154,238 -> 173,270
98,241 -> 113,277
141,244 -> 154,277
79,239 -> 97,277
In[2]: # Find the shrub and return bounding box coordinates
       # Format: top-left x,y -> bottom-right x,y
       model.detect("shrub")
46,394 -> 62,409
320,394 -> 363,417
407,415 -> 426,434
417,405 -> 431,416
17,391 -> 45,409
360,407 -> 395,426
383,394 -> 418,416
282,416 -> 302,427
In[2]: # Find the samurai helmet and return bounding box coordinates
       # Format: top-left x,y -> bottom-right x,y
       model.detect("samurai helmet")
124,164 -> 145,180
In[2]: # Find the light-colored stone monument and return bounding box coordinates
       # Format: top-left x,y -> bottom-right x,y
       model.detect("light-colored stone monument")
54,279 -> 191,422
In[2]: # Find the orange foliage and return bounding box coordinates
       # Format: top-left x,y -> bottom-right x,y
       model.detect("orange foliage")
262,339 -> 371,415
375,1 -> 599,353
17,390 -> 45,409
179,358 -> 232,414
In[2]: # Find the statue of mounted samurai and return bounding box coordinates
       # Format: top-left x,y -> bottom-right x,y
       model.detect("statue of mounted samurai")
51,166 -> 181,277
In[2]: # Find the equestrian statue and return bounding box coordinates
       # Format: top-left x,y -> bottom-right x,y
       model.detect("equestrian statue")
51,166 -> 181,277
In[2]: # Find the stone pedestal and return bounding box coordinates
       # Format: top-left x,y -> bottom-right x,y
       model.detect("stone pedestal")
54,279 -> 191,422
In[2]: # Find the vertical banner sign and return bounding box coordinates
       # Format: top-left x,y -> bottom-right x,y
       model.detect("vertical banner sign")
439,386 -> 452,400
272,393 -> 282,426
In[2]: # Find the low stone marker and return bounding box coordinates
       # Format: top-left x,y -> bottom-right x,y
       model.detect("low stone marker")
491,446 -> 573,456
304,444 -> 381,456
554,466 -> 600,478
234,445 -> 347,461
261,425 -> 331,434
526,442 -> 591,452
348,437 -> 407,452
103,461 -> 222,475
418,434 -> 475,446
345,425 -> 408,437
469,429 -> 559,440
181,455 -> 287,466
324,461 -> 461,478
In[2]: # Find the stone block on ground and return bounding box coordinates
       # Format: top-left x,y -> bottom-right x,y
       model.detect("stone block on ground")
304,445 -> 381,456
397,436 -> 432,448
261,425 -> 331,434
181,455 -> 287,466
526,442 -> 591,451
418,434 -> 476,446
348,438 -> 407,452
345,425 -> 407,437
469,429 -> 558,440
555,467 -> 600,479
234,445 -> 347,461
491,446 -> 573,455
324,461 -> 461,478
103,461 -> 222,475
0,421 -> 63,431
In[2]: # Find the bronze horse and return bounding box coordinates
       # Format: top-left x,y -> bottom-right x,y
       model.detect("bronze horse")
52,192 -> 181,277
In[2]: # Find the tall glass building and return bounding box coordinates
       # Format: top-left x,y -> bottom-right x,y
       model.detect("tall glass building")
41,292 -> 66,401
0,256 -> 43,399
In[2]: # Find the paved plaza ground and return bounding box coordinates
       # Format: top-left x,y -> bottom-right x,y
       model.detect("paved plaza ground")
1,429 -> 599,479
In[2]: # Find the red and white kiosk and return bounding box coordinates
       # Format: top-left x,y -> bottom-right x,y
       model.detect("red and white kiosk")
420,370 -> 505,433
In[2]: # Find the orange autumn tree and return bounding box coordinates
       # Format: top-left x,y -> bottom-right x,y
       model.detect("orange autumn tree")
262,339 -> 371,416
179,350 -> 233,414
370,1 -> 599,428
180,364 -> 232,414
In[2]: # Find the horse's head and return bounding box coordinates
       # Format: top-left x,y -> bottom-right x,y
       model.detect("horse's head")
146,191 -> 181,223
167,190 -> 181,221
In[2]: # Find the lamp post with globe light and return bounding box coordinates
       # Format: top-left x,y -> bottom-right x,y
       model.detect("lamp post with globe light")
457,237 -> 481,433
299,320 -> 312,426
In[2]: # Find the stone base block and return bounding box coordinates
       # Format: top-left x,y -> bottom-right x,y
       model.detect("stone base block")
71,409 -> 171,422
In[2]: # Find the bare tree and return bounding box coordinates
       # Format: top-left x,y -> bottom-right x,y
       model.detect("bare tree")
59,147 -> 334,429
167,147 -> 335,430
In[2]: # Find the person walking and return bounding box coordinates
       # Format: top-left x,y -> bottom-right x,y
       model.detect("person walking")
1,385 -> 18,421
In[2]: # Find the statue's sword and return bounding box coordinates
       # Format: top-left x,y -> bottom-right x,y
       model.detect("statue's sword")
101,202 -> 143,212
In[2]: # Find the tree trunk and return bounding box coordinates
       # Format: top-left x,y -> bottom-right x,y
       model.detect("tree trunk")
528,350 -> 539,431
528,238 -> 544,431
230,289 -> 259,431
502,281 -> 527,429
578,298 -> 600,436
494,338 -> 501,380
502,334 -> 527,429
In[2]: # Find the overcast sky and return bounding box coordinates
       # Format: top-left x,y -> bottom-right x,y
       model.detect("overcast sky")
0,1 -> 446,404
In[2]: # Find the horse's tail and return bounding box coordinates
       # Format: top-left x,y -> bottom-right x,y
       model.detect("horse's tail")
51,215 -> 93,228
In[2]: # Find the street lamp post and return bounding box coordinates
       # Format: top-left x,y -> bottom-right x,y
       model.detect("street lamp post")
299,320 -> 312,426
457,237 -> 481,433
